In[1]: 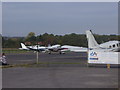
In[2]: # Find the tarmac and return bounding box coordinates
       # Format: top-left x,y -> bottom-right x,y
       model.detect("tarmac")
2,52 -> 119,88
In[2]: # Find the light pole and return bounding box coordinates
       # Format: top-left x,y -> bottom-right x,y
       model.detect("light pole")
36,35 -> 39,64
36,47 -> 39,64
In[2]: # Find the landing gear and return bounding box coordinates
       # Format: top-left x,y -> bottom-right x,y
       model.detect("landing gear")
59,51 -> 62,54
59,51 -> 65,54
48,51 -> 51,54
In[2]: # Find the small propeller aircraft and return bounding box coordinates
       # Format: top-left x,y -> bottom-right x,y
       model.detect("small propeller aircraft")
86,30 -> 120,52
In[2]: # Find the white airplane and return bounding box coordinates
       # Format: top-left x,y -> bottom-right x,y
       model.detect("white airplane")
86,30 -> 120,52
19,43 -> 68,54
19,43 -> 47,52
47,44 -> 88,53
46,44 -> 68,54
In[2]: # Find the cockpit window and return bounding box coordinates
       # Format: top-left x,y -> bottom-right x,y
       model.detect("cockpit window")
113,44 -> 115,48
109,46 -> 112,48
117,44 -> 119,47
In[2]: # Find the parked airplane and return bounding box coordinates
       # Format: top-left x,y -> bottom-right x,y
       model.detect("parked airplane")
86,30 -> 120,52
19,43 -> 88,54
19,43 -> 47,52
19,43 -> 68,54
46,44 -> 67,54
46,44 -> 88,53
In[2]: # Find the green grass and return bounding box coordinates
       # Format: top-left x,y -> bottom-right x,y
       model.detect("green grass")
2,48 -> 31,54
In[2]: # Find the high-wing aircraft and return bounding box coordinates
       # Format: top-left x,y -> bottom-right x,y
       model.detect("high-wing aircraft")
47,44 -> 88,53
46,44 -> 68,54
86,30 -> 120,52
19,43 -> 67,54
19,43 -> 47,52
19,43 -> 87,54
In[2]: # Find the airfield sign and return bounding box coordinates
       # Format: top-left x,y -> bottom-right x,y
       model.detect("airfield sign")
88,50 -> 119,64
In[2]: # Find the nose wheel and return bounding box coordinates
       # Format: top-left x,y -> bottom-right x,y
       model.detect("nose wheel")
59,51 -> 65,54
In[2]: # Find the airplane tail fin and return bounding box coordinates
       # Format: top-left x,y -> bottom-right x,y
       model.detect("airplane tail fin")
86,30 -> 99,49
20,43 -> 28,50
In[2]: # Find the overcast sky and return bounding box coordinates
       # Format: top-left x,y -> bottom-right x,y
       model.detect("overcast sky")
0,1 -> 2,35
2,2 -> 118,36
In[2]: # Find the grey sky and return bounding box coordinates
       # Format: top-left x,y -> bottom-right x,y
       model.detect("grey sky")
0,1 -> 2,35
2,2 -> 118,36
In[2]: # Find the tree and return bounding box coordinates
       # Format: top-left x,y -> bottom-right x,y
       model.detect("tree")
24,32 -> 36,45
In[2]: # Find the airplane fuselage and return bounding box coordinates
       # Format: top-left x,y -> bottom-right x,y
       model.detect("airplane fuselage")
99,41 -> 120,52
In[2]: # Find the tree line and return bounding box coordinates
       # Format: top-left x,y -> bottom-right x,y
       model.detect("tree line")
2,32 -> 120,48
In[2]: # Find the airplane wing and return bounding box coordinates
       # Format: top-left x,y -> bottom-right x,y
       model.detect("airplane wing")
47,44 -> 68,52
27,46 -> 47,52
27,47 -> 44,51
61,45 -> 88,52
